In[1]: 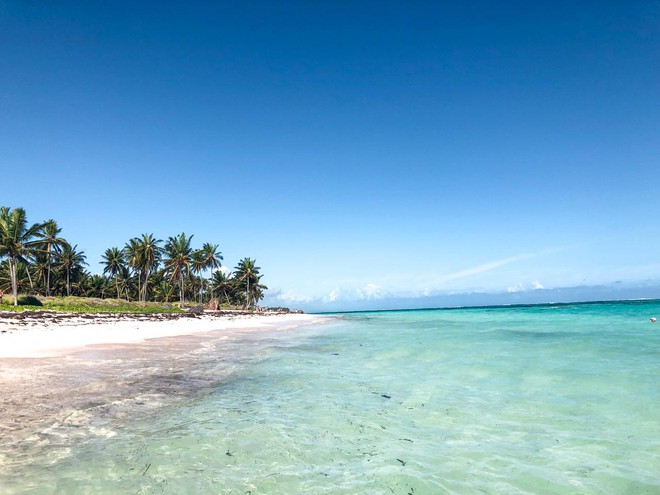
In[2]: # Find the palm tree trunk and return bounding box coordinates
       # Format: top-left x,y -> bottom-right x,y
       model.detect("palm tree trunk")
115,278 -> 120,299
26,266 -> 34,293
179,272 -> 185,308
143,268 -> 149,302
66,269 -> 71,297
10,258 -> 18,306
46,250 -> 51,297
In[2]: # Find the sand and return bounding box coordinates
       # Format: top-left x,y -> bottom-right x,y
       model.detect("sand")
0,311 -> 327,358
0,311 -> 332,468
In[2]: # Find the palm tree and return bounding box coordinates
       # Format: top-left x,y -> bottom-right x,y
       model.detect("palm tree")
123,237 -> 141,299
234,257 -> 262,309
71,270 -> 91,297
153,279 -> 177,302
162,233 -> 194,307
190,243 -> 222,303
200,243 -> 223,273
86,274 -> 111,298
191,251 -> 206,303
251,276 -> 268,307
0,207 -> 44,305
31,254 -> 49,294
57,242 -> 87,297
137,233 -> 162,302
116,264 -> 134,301
41,219 -> 65,297
0,260 -> 32,300
210,270 -> 233,306
101,247 -> 125,299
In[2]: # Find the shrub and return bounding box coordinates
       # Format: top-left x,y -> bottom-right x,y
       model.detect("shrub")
18,295 -> 43,306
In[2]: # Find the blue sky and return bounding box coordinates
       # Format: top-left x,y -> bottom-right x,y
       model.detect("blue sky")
1,1 -> 659,311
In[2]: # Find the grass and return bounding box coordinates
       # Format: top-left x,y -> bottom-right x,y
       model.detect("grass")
0,295 -> 183,314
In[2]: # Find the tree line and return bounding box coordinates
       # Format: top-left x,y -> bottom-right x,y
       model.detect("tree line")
0,207 -> 266,308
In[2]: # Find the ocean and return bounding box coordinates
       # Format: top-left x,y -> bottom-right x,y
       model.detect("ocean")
1,300 -> 659,494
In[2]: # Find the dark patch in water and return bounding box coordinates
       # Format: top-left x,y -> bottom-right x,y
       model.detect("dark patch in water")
505,330 -> 569,339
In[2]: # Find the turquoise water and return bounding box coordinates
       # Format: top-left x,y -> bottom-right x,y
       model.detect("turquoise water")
2,301 -> 660,494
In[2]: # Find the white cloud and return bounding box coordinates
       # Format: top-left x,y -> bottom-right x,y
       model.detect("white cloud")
507,281 -> 545,293
356,283 -> 384,300
323,289 -> 340,303
276,290 -> 314,303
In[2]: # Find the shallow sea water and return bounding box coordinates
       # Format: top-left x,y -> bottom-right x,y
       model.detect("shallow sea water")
1,301 -> 659,494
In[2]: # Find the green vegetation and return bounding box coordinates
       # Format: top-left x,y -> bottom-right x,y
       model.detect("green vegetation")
0,296 -> 181,313
0,206 -> 267,311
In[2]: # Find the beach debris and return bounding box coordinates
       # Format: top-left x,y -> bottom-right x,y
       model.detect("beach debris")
226,449 -> 234,456
396,458 -> 406,466
400,438 -> 413,443
381,394 -> 391,399
186,305 -> 205,315
140,463 -> 151,476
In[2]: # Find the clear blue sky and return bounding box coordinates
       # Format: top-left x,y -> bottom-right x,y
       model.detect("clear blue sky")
2,1 -> 659,311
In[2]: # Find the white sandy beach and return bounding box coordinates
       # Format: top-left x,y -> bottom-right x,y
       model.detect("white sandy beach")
0,312 -> 327,358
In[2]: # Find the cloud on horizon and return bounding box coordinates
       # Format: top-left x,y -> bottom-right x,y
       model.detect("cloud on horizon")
263,279 -> 660,313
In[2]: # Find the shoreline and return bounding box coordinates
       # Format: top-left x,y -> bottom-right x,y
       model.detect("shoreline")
0,311 -> 332,466
0,311 -> 328,358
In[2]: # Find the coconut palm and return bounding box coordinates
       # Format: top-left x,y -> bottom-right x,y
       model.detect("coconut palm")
71,270 -> 91,297
116,264 -> 134,301
191,252 -> 206,303
41,219 -> 65,297
137,234 -> 162,302
0,207 -> 44,305
123,237 -> 141,298
153,279 -> 177,303
234,257 -> 262,309
0,260 -> 32,299
162,233 -> 194,307
250,276 -> 268,307
210,270 -> 233,306
190,243 -> 222,303
200,243 -> 222,273
57,241 -> 87,297
101,246 -> 125,299
86,274 -> 111,298
31,254 -> 49,294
